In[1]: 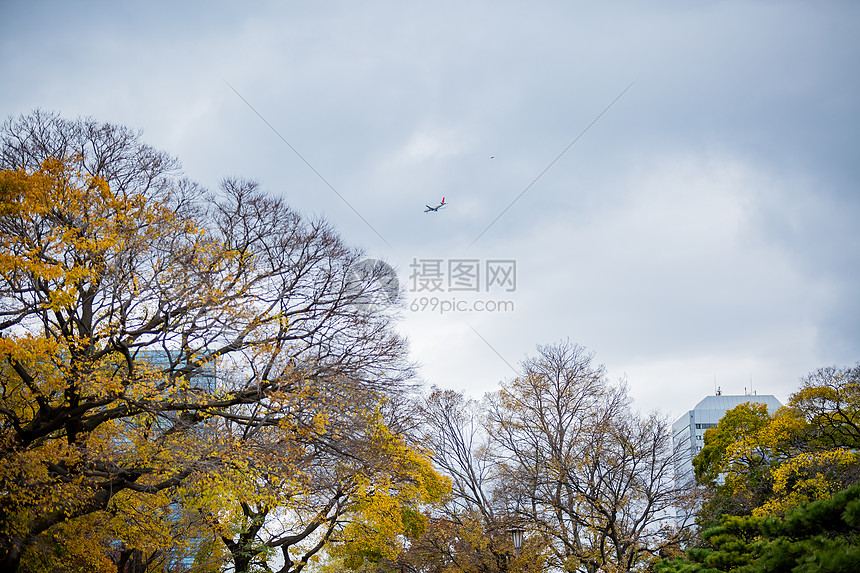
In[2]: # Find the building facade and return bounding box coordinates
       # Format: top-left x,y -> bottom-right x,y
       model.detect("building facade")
672,393 -> 783,486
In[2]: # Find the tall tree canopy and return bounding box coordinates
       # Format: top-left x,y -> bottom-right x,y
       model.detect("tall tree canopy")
403,344 -> 696,573
0,111 -> 431,572
486,342 -> 693,573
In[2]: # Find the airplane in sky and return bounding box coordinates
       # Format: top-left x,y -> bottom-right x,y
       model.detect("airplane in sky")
424,197 -> 446,213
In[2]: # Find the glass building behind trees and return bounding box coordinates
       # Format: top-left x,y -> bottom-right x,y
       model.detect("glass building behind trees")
672,392 -> 783,486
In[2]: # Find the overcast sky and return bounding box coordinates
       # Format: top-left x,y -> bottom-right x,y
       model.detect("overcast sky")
2,0 -> 858,421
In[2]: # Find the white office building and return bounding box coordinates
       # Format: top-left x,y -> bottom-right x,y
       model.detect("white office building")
672,393 -> 783,486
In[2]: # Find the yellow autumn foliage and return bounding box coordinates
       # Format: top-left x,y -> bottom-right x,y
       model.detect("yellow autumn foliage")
1,111 -> 421,572
694,365 -> 860,520
753,448 -> 860,517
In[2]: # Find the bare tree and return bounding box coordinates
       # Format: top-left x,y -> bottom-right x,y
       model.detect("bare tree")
409,388 -> 518,573
487,342 -> 693,573
421,389 -> 496,522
